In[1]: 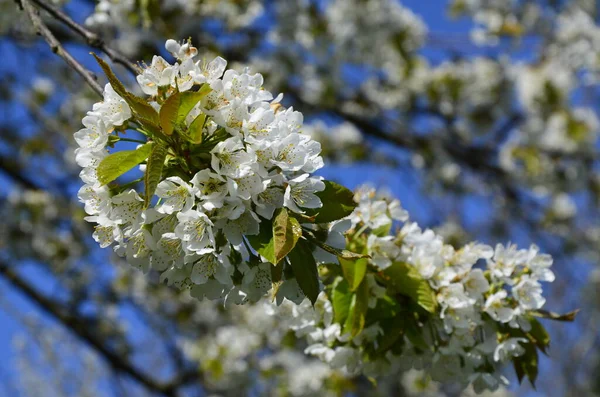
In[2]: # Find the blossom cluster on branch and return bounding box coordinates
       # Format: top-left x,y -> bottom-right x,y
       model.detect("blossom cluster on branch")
270,186 -> 561,392
73,39 -> 574,392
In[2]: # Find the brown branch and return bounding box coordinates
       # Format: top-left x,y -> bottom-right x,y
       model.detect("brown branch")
0,156 -> 41,191
0,261 -> 197,397
30,0 -> 138,76
17,0 -> 103,96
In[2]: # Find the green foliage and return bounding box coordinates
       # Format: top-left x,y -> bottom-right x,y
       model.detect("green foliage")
343,278 -> 369,337
513,340 -> 539,387
526,318 -> 551,354
188,113 -> 207,144
177,87 -> 211,121
302,229 -> 368,260
331,277 -> 352,324
287,240 -> 320,305
159,88 -> 211,137
339,256 -> 367,291
330,275 -> 370,337
159,92 -> 181,136
144,143 -> 168,207
305,181 -> 357,223
247,219 -> 277,264
97,143 -> 153,186
247,210 -> 303,265
381,262 -> 437,313
272,208 -> 302,264
92,53 -> 158,123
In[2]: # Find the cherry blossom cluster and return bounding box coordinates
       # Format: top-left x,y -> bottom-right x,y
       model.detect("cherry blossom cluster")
71,38 -> 570,393
75,39 -> 324,304
269,186 -> 555,392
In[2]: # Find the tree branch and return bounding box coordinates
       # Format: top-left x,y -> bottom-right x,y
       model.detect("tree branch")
30,0 -> 138,76
0,261 -> 196,396
17,0 -> 103,96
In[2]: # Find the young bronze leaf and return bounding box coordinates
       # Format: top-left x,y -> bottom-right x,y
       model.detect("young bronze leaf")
97,143 -> 153,186
144,143 -> 168,207
530,309 -> 579,322
92,53 -> 158,124
187,113 -> 207,144
91,53 -> 128,98
159,91 -> 181,136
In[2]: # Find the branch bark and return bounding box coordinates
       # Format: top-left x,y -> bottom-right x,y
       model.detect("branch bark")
30,0 -> 138,76
18,0 -> 103,96
0,261 -> 196,397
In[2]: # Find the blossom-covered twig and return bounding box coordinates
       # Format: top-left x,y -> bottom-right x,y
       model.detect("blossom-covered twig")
71,39 -> 575,393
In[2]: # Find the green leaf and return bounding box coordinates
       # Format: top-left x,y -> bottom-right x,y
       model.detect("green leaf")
137,117 -> 171,143
343,279 -> 369,337
272,208 -> 302,264
177,88 -> 211,123
287,239 -> 320,305
97,143 -> 153,186
382,262 -> 437,313
339,256 -> 367,291
318,242 -> 368,260
144,143 -> 168,207
365,295 -> 400,325
305,181 -> 357,223
404,318 -> 429,351
159,89 -> 211,137
513,341 -> 538,387
374,315 -> 405,353
331,277 -> 352,325
247,219 -> 276,264
271,262 -> 283,283
159,91 -> 181,136
126,94 -> 160,123
188,113 -> 207,144
527,318 -> 550,354
302,229 -> 368,260
92,53 -> 158,123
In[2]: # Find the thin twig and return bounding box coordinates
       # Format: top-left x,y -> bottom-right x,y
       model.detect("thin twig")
30,0 -> 138,76
18,0 -> 103,96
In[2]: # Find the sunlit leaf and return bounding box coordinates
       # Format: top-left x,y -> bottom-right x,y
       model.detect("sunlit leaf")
381,261 -> 437,313
97,143 -> 153,186
339,256 -> 367,291
343,279 -> 369,337
272,208 -> 302,265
